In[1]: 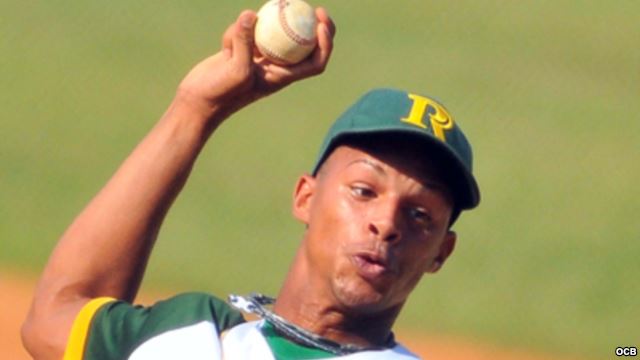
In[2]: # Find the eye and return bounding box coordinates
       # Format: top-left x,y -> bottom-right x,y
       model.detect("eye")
350,185 -> 376,199
409,207 -> 432,224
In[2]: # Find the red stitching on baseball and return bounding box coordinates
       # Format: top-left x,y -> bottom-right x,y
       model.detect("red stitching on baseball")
257,43 -> 289,64
278,0 -> 316,46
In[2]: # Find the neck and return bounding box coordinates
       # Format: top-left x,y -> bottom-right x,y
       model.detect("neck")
272,246 -> 401,348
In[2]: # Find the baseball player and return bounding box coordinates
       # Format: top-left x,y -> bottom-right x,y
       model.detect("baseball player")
22,7 -> 480,360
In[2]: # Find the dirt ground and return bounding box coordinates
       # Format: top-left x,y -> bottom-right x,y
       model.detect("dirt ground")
1,270 -> 572,360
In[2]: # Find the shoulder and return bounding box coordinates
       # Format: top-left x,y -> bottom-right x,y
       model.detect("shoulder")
66,292 -> 245,360
96,292 -> 244,333
137,292 -> 243,326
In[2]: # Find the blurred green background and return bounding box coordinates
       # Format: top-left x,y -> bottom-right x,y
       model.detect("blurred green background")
2,1 -> 638,358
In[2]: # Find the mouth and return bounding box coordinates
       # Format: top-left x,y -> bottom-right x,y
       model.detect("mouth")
352,252 -> 394,281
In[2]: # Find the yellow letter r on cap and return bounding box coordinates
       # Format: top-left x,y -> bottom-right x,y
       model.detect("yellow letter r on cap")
401,93 -> 455,141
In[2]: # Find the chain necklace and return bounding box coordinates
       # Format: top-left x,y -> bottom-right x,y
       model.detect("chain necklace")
228,293 -> 395,356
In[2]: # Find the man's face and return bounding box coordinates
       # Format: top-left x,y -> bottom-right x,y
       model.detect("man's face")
293,141 -> 457,314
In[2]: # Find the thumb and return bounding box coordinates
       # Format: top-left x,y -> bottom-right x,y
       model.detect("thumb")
231,11 -> 257,65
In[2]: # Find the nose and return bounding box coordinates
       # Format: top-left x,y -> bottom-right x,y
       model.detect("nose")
367,201 -> 402,243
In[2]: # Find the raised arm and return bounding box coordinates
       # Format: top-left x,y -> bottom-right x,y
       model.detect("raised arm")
22,9 -> 335,359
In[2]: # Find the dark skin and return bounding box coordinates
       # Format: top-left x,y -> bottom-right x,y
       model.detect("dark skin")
23,6 -> 456,357
22,9 -> 335,360
274,141 -> 457,347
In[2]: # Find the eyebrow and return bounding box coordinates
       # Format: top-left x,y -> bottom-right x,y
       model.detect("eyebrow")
345,158 -> 386,176
345,158 -> 450,197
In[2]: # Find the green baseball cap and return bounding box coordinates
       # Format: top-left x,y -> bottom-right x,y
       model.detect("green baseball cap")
312,88 -> 480,210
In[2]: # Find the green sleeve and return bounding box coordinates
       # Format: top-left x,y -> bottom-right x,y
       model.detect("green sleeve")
84,292 -> 244,360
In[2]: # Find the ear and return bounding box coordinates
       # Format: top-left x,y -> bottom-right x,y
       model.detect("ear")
292,174 -> 316,224
426,231 -> 457,273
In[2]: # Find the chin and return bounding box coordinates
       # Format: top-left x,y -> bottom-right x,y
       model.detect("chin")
332,277 -> 394,314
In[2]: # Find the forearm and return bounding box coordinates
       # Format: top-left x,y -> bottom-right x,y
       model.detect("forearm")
35,99 -> 222,304
22,9 -> 334,358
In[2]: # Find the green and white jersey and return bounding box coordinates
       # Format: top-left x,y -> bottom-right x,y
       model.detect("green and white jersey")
63,292 -> 420,360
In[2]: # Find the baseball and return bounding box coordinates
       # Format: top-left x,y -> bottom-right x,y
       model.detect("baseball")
254,0 -> 318,65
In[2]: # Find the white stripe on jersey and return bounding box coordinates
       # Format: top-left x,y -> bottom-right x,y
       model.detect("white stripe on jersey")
124,319 -> 421,359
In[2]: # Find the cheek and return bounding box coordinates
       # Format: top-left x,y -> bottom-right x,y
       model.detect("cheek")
307,189 -> 363,261
397,248 -> 430,277
391,245 -> 434,297
395,232 -> 444,275
315,188 -> 363,237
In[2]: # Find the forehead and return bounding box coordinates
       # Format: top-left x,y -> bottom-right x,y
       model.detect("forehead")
319,136 -> 453,194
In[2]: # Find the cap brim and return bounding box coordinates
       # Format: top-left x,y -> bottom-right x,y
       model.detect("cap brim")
313,127 -> 480,210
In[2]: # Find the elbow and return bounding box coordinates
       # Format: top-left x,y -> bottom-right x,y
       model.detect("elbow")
21,314 -> 40,358
21,299 -> 70,360
21,311 -> 52,360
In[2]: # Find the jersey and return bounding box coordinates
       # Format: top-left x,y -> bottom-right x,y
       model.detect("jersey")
63,292 -> 421,360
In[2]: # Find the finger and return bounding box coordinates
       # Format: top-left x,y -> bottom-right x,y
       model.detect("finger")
313,20 -> 334,69
295,8 -> 335,75
252,7 -> 335,87
221,22 -> 235,54
230,10 -> 257,64
292,20 -> 334,76
315,7 -> 336,38
260,18 -> 333,84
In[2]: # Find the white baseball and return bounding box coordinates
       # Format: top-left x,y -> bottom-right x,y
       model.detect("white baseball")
254,0 -> 318,65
